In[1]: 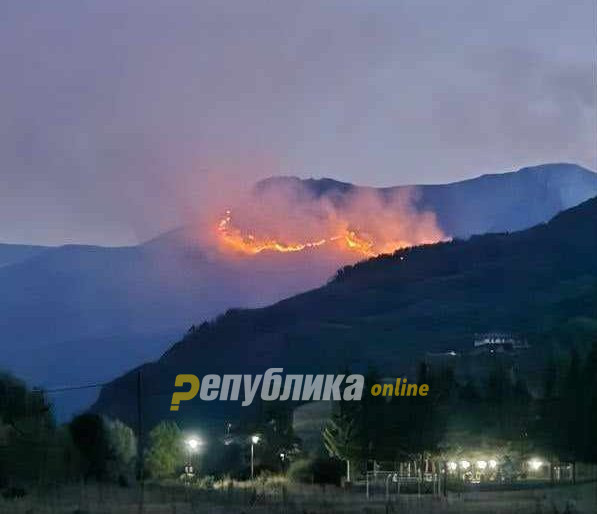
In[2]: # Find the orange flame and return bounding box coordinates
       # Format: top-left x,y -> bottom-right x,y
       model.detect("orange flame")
217,210 -> 421,257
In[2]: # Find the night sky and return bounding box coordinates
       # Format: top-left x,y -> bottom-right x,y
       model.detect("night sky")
2,1 -> 595,246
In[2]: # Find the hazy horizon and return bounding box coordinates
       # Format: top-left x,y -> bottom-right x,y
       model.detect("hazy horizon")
2,161 -> 595,248
2,1 -> 597,246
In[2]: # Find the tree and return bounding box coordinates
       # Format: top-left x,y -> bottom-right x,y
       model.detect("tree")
69,413 -> 112,480
323,409 -> 360,482
69,414 -> 137,483
410,362 -> 453,456
323,370 -> 366,483
358,369 -> 386,463
105,418 -> 137,483
532,356 -> 561,462
559,349 -> 584,471
250,399 -> 299,473
0,372 -> 54,482
583,341 -> 597,462
144,421 -> 183,478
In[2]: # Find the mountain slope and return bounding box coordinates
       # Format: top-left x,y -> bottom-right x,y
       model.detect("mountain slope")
2,162 -> 596,419
0,243 -> 48,268
92,195 -> 597,430
0,234 -> 340,418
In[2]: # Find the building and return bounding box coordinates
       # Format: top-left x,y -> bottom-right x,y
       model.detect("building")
472,333 -> 529,354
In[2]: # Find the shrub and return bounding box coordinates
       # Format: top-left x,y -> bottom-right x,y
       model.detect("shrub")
69,414 -> 112,480
287,457 -> 344,485
144,421 -> 183,479
287,458 -> 313,484
311,457 -> 343,486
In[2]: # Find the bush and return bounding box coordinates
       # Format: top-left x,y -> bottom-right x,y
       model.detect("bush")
144,421 -> 183,479
195,475 -> 216,489
287,458 -> 313,484
68,414 -> 137,482
105,418 -> 137,483
69,414 -> 112,480
287,457 -> 343,485
311,457 -> 343,486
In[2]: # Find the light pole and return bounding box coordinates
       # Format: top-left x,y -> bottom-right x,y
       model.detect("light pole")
185,436 -> 203,478
279,452 -> 286,472
250,435 -> 260,479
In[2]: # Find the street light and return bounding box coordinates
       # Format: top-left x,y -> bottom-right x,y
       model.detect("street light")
186,437 -> 202,452
250,435 -> 260,479
184,436 -> 203,479
528,458 -> 543,471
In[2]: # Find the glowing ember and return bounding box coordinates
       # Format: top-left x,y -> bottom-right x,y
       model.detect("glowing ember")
217,210 -> 422,257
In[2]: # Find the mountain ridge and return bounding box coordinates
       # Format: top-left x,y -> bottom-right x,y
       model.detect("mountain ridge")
255,163 -> 597,238
91,194 -> 597,430
2,162 -> 596,420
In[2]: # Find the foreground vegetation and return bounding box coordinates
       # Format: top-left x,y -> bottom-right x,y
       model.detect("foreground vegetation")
1,198 -> 596,512
1,337 -> 597,513
1,479 -> 596,514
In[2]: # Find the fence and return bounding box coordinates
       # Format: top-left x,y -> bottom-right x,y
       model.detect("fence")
364,471 -> 442,500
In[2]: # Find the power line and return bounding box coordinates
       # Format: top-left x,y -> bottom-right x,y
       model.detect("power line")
34,382 -> 108,394
30,380 -> 178,399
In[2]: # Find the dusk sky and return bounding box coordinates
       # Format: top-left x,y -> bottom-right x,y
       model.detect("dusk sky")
2,1 -> 595,246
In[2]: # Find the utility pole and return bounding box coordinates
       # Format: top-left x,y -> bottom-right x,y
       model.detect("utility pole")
137,370 -> 144,514
251,442 -> 254,479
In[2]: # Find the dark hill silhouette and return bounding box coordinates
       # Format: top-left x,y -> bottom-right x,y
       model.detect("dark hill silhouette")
92,195 -> 597,431
0,243 -> 48,268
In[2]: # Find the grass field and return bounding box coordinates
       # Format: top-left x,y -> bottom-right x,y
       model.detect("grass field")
1,480 -> 596,514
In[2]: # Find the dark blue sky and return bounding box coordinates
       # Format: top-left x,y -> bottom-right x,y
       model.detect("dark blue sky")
1,1 -> 595,246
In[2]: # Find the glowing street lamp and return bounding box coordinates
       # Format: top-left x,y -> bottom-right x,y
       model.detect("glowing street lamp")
447,461 -> 458,472
250,435 -> 260,479
476,460 -> 487,470
184,436 -> 203,478
459,460 -> 470,470
528,458 -> 543,471
488,459 -> 498,469
186,437 -> 202,452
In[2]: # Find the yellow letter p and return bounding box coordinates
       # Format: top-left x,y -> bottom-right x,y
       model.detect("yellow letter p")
170,374 -> 200,411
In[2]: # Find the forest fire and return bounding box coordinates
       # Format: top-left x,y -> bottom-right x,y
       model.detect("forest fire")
217,210 -> 434,257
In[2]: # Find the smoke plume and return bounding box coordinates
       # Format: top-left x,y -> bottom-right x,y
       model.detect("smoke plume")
206,177 -> 446,260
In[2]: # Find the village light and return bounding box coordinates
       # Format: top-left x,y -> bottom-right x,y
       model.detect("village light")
183,436 -> 203,479
528,458 -> 543,471
476,460 -> 487,470
489,459 -> 498,469
250,434 -> 260,479
459,460 -> 470,470
186,437 -> 203,452
447,461 -> 457,471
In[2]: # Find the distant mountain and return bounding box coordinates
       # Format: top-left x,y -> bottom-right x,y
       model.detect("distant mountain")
1,162 -> 596,420
92,194 -> 597,430
0,243 -> 48,268
0,233 -> 342,419
411,163 -> 597,236
261,163 -> 597,238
